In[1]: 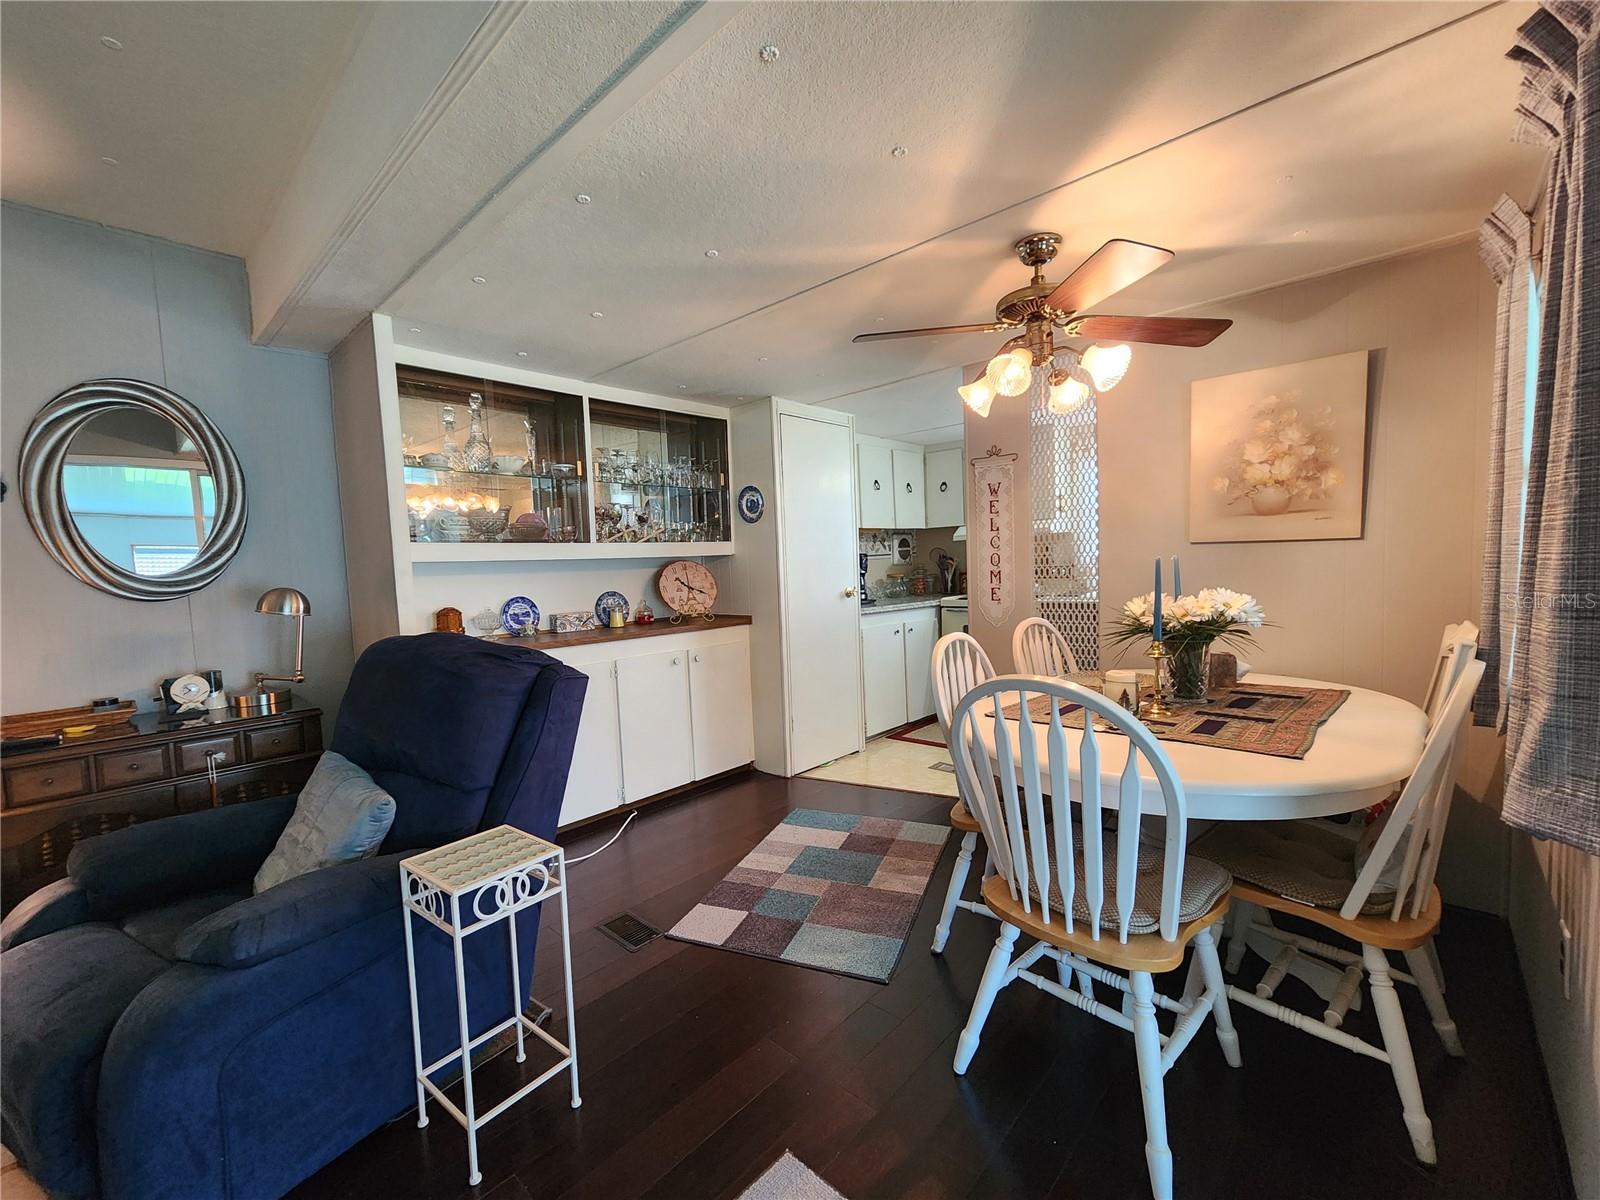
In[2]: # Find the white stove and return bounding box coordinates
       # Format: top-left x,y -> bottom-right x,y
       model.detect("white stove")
938,594 -> 968,637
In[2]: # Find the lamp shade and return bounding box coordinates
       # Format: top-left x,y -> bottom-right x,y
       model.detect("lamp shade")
256,587 -> 310,617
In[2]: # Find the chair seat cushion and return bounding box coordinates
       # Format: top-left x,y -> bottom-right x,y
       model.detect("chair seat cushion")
255,752 -> 396,893
0,924 -> 170,1199
1016,836 -> 1230,935
1193,820 -> 1392,915
119,887 -> 251,960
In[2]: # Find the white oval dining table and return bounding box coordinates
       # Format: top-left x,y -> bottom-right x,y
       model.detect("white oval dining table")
976,673 -> 1428,822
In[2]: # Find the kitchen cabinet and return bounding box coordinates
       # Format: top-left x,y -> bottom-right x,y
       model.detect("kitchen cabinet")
541,624 -> 754,824
860,604 -> 939,736
615,649 -> 695,804
892,448 -> 926,529
857,442 -> 895,528
902,610 -> 937,723
689,638 -> 755,778
861,618 -> 909,735
924,447 -> 964,527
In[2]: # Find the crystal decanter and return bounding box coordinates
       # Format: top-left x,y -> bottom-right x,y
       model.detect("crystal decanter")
462,392 -> 493,471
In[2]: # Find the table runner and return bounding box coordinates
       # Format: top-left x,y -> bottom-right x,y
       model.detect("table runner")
998,683 -> 1350,759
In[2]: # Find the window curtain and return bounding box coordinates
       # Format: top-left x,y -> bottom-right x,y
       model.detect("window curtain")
1474,195 -> 1534,732
1492,3 -> 1599,855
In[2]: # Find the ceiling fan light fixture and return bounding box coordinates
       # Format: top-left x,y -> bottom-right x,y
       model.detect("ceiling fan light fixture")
958,377 -> 996,418
991,347 -> 1034,397
1047,369 -> 1092,415
1081,343 -> 1132,392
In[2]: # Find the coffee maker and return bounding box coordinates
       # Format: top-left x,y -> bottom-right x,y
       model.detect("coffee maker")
858,552 -> 873,605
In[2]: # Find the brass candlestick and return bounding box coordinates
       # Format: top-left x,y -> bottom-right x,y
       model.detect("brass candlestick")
1140,640 -> 1173,719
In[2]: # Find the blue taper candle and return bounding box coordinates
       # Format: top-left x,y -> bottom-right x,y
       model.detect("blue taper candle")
1172,555 -> 1182,598
1153,557 -> 1163,640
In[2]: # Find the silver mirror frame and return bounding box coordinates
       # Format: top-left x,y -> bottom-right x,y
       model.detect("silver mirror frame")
19,378 -> 247,601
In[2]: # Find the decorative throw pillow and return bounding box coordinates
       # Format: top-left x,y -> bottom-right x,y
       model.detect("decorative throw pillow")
253,752 -> 396,894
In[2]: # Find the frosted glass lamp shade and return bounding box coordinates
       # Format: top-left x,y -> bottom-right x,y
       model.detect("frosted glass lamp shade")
994,347 -> 1034,397
1047,370 -> 1092,414
958,377 -> 996,417
1081,343 -> 1132,392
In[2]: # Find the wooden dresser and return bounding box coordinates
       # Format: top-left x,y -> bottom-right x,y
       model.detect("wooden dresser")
1,706 -> 323,912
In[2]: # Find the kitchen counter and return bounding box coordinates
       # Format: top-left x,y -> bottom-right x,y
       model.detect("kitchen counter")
860,595 -> 947,614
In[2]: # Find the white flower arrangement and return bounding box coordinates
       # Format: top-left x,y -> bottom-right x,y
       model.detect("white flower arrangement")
1210,395 -> 1343,513
1110,587 -> 1266,651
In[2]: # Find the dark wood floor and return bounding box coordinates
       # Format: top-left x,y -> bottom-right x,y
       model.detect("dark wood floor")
292,773 -> 1575,1200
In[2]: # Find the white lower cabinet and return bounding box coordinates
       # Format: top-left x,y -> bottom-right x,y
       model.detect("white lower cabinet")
546,627 -> 753,826
616,649 -> 695,804
860,605 -> 939,737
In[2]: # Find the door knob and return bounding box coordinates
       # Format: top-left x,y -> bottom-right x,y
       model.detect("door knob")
843,586 -> 857,598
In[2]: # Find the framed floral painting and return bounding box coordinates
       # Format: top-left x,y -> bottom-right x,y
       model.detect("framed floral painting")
1188,349 -> 1371,543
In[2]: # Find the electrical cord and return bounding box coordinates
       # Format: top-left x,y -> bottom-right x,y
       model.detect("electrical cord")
565,810 -> 637,866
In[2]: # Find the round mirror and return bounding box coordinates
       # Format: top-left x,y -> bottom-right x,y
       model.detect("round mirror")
20,379 -> 246,600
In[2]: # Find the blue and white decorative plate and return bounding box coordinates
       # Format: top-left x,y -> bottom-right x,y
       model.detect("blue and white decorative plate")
500,595 -> 540,636
737,484 -> 765,524
594,590 -> 629,624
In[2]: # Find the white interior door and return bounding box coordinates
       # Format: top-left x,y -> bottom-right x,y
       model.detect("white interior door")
616,649 -> 694,802
689,638 -> 755,778
781,413 -> 863,771
557,659 -> 624,826
902,612 -> 937,722
861,619 -> 909,736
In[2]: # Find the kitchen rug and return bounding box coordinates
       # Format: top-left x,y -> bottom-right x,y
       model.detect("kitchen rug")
667,808 -> 950,983
886,716 -> 945,747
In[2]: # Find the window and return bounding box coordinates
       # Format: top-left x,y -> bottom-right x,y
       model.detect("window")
131,545 -> 200,575
1030,387 -> 1100,668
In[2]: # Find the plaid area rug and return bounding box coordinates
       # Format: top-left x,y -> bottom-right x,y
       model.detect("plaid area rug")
667,809 -> 950,983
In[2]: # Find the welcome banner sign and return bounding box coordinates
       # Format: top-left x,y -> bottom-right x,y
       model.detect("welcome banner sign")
972,450 -> 1017,627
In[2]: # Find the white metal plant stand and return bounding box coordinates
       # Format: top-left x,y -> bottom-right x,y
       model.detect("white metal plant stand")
400,825 -> 580,1186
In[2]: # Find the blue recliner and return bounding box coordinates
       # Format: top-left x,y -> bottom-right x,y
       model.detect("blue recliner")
0,633 -> 586,1200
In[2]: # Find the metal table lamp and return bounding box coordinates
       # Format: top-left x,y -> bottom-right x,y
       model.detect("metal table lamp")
231,587 -> 310,715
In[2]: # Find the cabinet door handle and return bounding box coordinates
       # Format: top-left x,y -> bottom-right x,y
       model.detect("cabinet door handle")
939,481 -> 949,493
693,654 -> 701,663
905,482 -> 912,493
873,479 -> 881,491
672,657 -> 681,666
892,629 -> 901,636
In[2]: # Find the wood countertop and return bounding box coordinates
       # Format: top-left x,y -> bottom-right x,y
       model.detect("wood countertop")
502,614 -> 751,651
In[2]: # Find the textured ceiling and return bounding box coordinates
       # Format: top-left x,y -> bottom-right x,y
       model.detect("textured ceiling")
385,1 -> 1544,413
0,1 -> 372,255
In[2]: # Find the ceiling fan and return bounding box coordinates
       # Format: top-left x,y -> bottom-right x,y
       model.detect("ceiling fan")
851,232 -> 1231,417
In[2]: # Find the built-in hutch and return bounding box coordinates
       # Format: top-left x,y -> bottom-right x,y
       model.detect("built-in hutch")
329,315 -> 751,828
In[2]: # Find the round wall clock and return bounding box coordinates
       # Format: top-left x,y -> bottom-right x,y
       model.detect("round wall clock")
657,559 -> 718,616
737,484 -> 765,524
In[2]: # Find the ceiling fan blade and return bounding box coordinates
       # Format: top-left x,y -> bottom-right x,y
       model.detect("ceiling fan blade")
852,322 -> 1009,344
1043,240 -> 1174,316
1067,314 -> 1232,347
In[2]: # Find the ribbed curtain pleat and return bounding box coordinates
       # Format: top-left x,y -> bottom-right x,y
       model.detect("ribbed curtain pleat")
1491,2 -> 1600,855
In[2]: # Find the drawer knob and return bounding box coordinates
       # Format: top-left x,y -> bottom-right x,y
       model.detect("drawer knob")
127,763 -> 141,771
42,776 -> 54,785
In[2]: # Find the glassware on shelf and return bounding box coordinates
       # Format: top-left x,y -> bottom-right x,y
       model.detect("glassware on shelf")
522,416 -> 538,477
462,392 -> 493,471
439,406 -> 462,469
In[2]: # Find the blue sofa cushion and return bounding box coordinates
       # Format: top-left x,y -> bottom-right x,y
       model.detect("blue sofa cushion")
0,925 -> 169,1199
178,853 -> 406,968
68,796 -> 296,916
119,887 -> 251,961
254,752 -> 395,893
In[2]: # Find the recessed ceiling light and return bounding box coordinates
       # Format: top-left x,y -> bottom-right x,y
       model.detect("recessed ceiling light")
409,326 -> 421,333
678,384 -> 689,390
759,44 -> 780,64
471,275 -> 487,284
575,193 -> 592,205
875,316 -> 886,323
1292,229 -> 1311,239
516,351 -> 529,358
704,249 -> 719,258
891,145 -> 908,159
590,311 -> 604,319
99,35 -> 123,50
100,156 -> 119,166
758,356 -> 768,362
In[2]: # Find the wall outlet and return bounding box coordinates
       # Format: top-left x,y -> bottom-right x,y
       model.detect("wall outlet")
1559,918 -> 1573,1000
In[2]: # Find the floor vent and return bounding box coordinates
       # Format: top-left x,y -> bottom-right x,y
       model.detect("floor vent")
929,761 -> 956,774
598,911 -> 662,953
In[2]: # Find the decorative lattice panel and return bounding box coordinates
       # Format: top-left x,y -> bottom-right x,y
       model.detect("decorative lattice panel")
1029,367 -> 1100,669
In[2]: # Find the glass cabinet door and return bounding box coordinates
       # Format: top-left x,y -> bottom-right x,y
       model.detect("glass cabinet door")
397,366 -> 588,544
588,398 -> 730,544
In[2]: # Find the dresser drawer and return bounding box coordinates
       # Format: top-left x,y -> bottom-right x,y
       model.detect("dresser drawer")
5,758 -> 90,808
245,723 -> 305,763
176,736 -> 240,775
97,746 -> 171,790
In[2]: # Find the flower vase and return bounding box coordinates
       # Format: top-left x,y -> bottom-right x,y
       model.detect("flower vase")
1167,639 -> 1213,702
